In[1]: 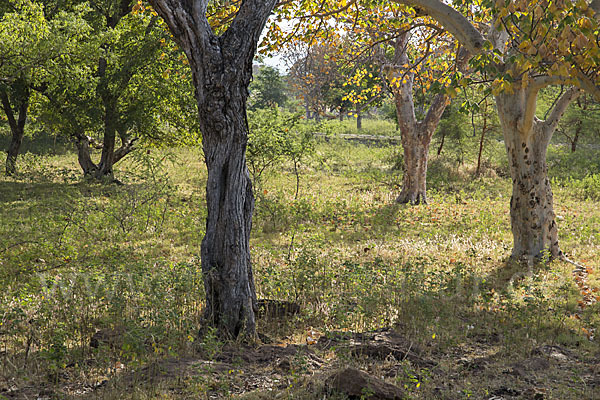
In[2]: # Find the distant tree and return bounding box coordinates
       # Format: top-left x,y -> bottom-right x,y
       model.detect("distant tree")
248,66 -> 287,110
36,0 -> 199,180
288,39 -> 384,127
288,43 -> 339,120
0,0 -> 89,175
555,92 -> 600,153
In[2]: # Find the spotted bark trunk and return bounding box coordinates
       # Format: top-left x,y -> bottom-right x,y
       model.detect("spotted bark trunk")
148,0 -> 276,338
496,87 -> 580,260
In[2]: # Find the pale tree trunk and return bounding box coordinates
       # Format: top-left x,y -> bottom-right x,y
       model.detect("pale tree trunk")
397,123 -> 431,204
75,135 -> 98,176
391,34 -> 452,204
148,0 -> 276,338
1,86 -> 29,176
496,86 -> 580,260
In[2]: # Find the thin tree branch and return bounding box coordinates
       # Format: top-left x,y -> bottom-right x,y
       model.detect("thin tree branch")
543,87 -> 581,135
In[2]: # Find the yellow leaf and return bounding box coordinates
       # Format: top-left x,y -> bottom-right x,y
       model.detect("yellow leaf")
518,40 -> 530,51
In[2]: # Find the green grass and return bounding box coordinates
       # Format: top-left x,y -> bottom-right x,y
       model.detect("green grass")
0,133 -> 599,399
318,117 -> 399,137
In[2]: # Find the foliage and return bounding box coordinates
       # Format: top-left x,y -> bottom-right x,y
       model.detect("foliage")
469,0 -> 600,97
246,107 -> 312,189
0,0 -> 93,85
555,93 -> 600,150
248,65 -> 288,111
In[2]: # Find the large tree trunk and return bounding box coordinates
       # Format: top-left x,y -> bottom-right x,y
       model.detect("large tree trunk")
1,87 -> 29,176
496,87 -> 580,260
148,0 -> 276,338
200,93 -> 256,338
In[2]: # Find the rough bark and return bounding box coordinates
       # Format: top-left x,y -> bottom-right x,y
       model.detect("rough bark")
392,34 -> 451,204
95,102 -> 118,179
148,0 -> 276,338
396,124 -> 430,204
1,87 -> 29,176
497,86 -> 580,260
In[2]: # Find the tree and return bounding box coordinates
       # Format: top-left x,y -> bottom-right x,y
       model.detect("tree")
296,2 -> 467,202
0,0 -> 89,175
1,79 -> 29,176
393,0 -> 600,260
554,92 -> 600,152
147,0 -> 277,338
34,0 -> 198,179
387,31 -> 467,204
248,65 -> 287,110
68,0 -> 161,179
287,42 -> 341,120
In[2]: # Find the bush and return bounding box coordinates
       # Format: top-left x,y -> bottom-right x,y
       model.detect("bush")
557,174 -> 600,201
247,107 -> 314,189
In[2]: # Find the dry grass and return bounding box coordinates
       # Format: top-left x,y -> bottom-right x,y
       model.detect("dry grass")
0,140 -> 598,399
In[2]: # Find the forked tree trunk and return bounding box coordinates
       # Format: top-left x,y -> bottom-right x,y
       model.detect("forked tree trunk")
148,0 -> 276,338
391,34 -> 452,205
496,87 -> 580,260
1,88 -> 29,176
74,131 -> 136,179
